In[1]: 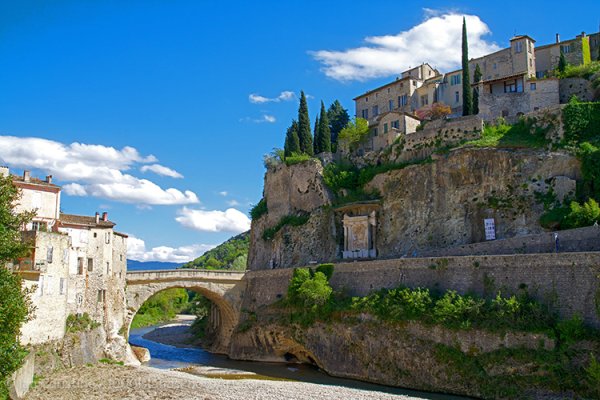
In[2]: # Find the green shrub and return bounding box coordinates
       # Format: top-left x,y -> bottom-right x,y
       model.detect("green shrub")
285,152 -> 312,166
250,199 -> 267,220
557,314 -> 586,346
566,198 -> 600,228
433,291 -> 485,328
586,353 -> 600,398
287,268 -> 311,305
296,272 -> 333,310
563,99 -> 600,143
262,213 -> 309,241
315,264 -> 334,280
66,313 -> 101,333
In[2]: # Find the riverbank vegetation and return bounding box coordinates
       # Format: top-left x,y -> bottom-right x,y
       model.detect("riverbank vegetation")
261,265 -> 600,398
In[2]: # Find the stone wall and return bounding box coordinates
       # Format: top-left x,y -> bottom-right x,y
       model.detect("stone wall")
240,252 -> 600,327
479,78 -> 559,121
560,77 -> 595,103
19,231 -> 70,345
422,225 -> 600,257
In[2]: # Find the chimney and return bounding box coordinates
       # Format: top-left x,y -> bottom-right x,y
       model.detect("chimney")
23,170 -> 30,182
46,175 -> 53,184
0,166 -> 8,177
556,33 -> 560,43
95,212 -> 100,224
102,212 -> 108,222
582,31 -> 586,37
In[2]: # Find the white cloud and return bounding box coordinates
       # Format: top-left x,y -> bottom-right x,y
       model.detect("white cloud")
127,235 -> 215,263
240,114 -> 277,124
140,164 -> 183,179
249,90 -> 295,104
175,207 -> 251,233
226,199 -> 240,206
310,11 -> 500,81
219,191 -> 228,196
0,136 -> 199,205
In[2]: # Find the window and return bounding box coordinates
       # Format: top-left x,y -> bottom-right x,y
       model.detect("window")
504,78 -> 523,93
77,257 -> 84,275
388,99 -> 394,111
536,71 -> 546,79
515,41 -> 523,53
93,232 -> 97,238
106,262 -> 110,274
59,278 -> 66,295
450,75 -> 461,85
120,254 -> 123,261
383,123 -> 388,134
530,82 -> 537,91
87,258 -> 93,272
97,289 -> 106,303
105,232 -> 110,244
45,276 -> 53,296
31,221 -> 46,231
361,109 -> 369,119
372,105 -> 379,116
528,41 -> 532,53
46,246 -> 53,263
372,127 -> 378,136
365,97 -> 368,102
455,91 -> 460,103
398,95 -> 407,107
391,120 -> 400,129
420,95 -> 428,106
63,248 -> 68,264
493,63 -> 497,70
561,44 -> 571,54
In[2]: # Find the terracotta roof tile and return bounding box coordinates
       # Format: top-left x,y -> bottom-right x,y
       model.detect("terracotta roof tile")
59,213 -> 115,228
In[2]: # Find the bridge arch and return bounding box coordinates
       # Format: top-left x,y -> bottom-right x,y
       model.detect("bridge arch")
125,270 -> 245,353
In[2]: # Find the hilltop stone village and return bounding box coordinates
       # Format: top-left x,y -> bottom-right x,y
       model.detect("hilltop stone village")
6,26 -> 600,400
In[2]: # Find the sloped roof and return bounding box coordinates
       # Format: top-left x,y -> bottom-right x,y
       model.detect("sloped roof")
59,213 -> 115,228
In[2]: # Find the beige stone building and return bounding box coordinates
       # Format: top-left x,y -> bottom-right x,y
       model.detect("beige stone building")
5,168 -> 128,346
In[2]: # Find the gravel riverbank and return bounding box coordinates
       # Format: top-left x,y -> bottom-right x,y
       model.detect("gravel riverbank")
25,364 -> 425,400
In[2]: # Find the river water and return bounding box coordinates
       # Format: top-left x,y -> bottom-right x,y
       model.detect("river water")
129,321 -> 468,400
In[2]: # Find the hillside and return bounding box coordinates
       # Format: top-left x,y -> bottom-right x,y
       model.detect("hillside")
181,231 -> 249,271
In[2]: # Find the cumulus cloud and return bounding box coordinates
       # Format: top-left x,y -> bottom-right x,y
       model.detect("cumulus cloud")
127,235 -> 215,263
140,164 -> 183,178
248,91 -> 295,104
310,11 -> 500,81
175,207 -> 251,233
0,136 -> 199,205
219,191 -> 228,196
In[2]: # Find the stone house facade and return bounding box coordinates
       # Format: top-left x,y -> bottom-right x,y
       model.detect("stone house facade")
5,168 -> 128,346
354,30 -> 597,130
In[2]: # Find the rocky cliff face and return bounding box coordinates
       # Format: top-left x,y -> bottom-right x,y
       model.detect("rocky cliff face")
249,147 -> 579,270
229,320 -> 556,398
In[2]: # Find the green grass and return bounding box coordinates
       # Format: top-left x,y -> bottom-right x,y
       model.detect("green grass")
99,358 -> 124,366
464,119 -> 550,149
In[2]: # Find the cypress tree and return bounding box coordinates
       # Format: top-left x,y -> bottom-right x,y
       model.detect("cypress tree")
284,120 -> 300,158
297,90 -> 313,156
558,51 -> 568,74
472,64 -> 482,115
313,114 -> 320,154
461,17 -> 473,116
327,100 -> 350,149
316,101 -> 331,154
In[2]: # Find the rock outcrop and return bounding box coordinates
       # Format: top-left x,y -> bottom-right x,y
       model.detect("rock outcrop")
249,147 -> 580,270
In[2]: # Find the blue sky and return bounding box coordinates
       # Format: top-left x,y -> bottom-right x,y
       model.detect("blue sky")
1,0 -> 598,262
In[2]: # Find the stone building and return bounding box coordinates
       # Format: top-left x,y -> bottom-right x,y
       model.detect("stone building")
5,168 -> 128,346
353,30 -> 597,128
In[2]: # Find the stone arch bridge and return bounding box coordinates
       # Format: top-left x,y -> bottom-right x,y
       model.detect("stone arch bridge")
125,269 -> 245,352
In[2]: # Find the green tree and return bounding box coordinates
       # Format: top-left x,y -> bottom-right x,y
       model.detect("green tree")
315,101 -> 331,154
287,268 -> 311,304
338,117 -> 369,152
461,17 -> 473,116
284,120 -> 300,158
0,174 -> 34,398
472,63 -> 482,115
296,272 -> 332,310
558,51 -> 568,74
312,114 -> 320,155
297,91 -> 313,156
327,100 -> 350,151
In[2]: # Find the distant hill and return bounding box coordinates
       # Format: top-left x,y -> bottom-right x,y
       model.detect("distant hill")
181,231 -> 249,271
127,260 -> 182,271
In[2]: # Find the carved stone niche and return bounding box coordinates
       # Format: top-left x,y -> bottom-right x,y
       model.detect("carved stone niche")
337,202 -> 379,260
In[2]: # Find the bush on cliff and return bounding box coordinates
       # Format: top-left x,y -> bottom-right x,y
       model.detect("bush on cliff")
287,267 -> 333,310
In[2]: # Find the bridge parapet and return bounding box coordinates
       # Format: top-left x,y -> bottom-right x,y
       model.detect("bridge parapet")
126,269 -> 245,283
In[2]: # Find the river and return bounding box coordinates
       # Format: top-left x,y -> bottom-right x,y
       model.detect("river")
129,318 -> 468,400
